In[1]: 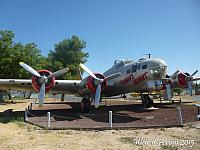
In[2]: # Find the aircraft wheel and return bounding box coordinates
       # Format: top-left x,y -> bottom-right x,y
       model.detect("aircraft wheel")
142,95 -> 153,108
81,98 -> 91,113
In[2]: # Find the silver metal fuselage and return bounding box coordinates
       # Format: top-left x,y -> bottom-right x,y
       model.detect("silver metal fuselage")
102,57 -> 167,97
0,57 -> 168,98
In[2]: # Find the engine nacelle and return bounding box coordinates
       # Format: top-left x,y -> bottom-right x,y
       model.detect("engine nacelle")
32,70 -> 55,92
79,73 -> 108,95
162,72 -> 188,90
86,73 -> 108,93
177,72 -> 187,87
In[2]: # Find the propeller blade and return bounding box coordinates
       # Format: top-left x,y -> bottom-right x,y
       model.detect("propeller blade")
171,70 -> 179,78
80,63 -> 100,81
19,62 -> 41,77
191,70 -> 198,77
103,72 -> 121,81
47,67 -> 69,79
188,81 -> 193,96
94,84 -> 101,108
165,84 -> 172,100
38,83 -> 45,107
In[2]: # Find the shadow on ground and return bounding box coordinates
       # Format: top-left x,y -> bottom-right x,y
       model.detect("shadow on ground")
0,110 -> 24,124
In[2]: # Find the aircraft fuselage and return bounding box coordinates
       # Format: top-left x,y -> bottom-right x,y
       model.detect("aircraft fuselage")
102,57 -> 167,96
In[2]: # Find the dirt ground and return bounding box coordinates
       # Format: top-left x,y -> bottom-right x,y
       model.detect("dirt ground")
0,97 -> 200,150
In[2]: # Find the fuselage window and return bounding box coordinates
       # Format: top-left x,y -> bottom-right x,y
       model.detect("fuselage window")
127,69 -> 131,74
131,65 -> 137,73
142,64 -> 147,69
137,64 -> 140,70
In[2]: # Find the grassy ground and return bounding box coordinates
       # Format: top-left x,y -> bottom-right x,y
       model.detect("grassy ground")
0,98 -> 200,150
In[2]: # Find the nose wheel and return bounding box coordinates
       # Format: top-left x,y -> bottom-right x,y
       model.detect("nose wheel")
141,94 -> 154,108
81,98 -> 91,113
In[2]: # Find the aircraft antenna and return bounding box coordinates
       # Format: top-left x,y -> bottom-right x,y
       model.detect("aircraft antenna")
144,53 -> 152,58
148,53 -> 152,58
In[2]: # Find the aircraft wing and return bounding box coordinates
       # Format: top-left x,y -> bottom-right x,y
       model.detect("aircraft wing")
0,79 -> 81,96
193,77 -> 200,81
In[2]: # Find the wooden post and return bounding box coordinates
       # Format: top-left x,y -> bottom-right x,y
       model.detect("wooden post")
30,102 -> 33,111
109,111 -> 112,128
0,90 -> 4,102
61,93 -> 65,101
47,112 -> 51,128
197,114 -> 200,121
194,104 -> 200,120
25,108 -> 28,122
177,107 -> 183,125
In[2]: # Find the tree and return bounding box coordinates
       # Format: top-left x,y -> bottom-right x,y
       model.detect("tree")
0,30 -> 46,79
0,30 -> 46,100
0,30 -> 14,78
47,35 -> 89,80
173,88 -> 183,96
47,35 -> 89,101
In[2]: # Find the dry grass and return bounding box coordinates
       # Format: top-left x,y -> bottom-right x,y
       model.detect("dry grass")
0,98 -> 200,150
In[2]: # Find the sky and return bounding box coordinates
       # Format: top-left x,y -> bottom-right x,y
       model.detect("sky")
1,0 -> 200,76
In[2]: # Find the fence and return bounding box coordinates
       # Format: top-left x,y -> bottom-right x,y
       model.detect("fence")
25,101 -> 114,129
24,101 -> 199,129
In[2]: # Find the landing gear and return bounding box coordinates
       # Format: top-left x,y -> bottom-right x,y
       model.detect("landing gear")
141,94 -> 154,108
122,94 -> 127,100
81,98 -> 91,113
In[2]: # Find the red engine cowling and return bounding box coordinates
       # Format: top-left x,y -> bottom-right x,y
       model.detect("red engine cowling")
32,70 -> 55,92
177,72 -> 187,87
86,73 -> 108,93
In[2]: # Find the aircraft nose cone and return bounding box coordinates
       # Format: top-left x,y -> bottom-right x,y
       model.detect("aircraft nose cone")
149,58 -> 167,79
159,59 -> 167,68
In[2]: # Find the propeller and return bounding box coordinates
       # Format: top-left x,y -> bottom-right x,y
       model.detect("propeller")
165,69 -> 198,98
165,84 -> 172,100
80,63 -> 121,108
38,83 -> 45,106
163,70 -> 179,100
19,62 -> 41,77
19,62 -> 69,106
47,68 -> 69,79
79,63 -> 101,81
95,84 -> 101,108
175,69 -> 198,96
184,70 -> 198,96
191,70 -> 198,77
170,70 -> 179,79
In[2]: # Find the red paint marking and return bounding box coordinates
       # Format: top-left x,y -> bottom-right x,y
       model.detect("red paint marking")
178,73 -> 187,87
32,70 -> 55,92
120,72 -> 148,85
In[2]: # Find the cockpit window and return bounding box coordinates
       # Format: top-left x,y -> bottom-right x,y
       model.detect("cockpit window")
142,64 -> 147,69
131,65 -> 137,73
115,63 -> 124,70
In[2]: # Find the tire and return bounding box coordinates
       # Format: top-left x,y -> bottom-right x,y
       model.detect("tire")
142,95 -> 153,108
81,98 -> 91,113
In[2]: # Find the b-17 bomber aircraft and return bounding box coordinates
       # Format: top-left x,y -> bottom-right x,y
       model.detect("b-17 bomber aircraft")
0,56 -> 200,112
